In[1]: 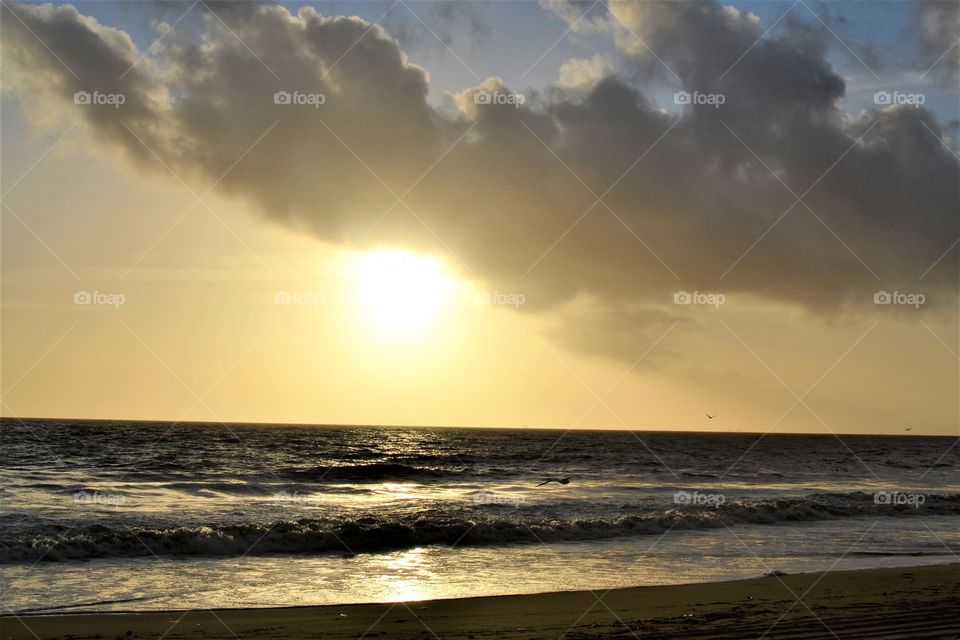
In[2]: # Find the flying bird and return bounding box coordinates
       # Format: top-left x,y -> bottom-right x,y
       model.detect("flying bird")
905,427 -> 912,432
536,477 -> 571,487
706,414 -> 716,420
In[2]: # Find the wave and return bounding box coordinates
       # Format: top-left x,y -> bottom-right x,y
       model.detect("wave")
680,471 -> 719,479
276,462 -> 509,482
279,463 -> 450,482
3,492 -> 959,563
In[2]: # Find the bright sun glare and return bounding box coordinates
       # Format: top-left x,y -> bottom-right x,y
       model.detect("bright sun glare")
352,250 -> 455,335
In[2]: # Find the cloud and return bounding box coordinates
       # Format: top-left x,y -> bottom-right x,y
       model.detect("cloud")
2,0 -> 957,364
380,0 -> 491,52
557,54 -> 611,89
538,0 -> 610,33
913,0 -> 960,81
546,295 -> 682,365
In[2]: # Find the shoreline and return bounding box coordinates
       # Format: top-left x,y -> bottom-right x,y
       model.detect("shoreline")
5,563 -> 958,639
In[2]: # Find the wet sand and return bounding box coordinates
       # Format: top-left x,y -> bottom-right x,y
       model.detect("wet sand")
3,563 -> 958,639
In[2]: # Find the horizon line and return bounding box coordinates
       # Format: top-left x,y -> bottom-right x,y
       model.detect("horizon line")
0,415 -> 949,438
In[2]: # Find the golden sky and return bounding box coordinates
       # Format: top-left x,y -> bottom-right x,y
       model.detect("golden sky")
1,1 -> 958,434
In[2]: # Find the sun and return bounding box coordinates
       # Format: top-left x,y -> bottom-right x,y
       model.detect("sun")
350,250 -> 455,336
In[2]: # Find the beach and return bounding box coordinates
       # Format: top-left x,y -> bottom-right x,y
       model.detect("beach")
4,423 -> 959,617
4,563 -> 958,639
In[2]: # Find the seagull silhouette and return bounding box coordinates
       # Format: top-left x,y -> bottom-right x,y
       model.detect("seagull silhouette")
536,477 -> 571,487
706,414 -> 716,420
905,427 -> 912,432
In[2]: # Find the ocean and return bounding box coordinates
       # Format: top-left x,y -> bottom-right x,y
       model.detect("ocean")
2,419 -> 958,613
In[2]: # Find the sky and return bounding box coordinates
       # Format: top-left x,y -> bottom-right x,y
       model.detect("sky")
1,0 -> 958,435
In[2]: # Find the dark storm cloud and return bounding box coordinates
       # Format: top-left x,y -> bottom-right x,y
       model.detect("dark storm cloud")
2,0 -> 957,361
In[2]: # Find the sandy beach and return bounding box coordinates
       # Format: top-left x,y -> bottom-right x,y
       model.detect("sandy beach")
4,563 -> 957,639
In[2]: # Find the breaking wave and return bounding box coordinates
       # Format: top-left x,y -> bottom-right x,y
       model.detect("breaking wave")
5,492 -> 958,563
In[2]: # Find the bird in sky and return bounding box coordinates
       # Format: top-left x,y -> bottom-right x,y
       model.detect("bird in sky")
706,414 -> 716,420
536,477 -> 572,487
905,427 -> 913,432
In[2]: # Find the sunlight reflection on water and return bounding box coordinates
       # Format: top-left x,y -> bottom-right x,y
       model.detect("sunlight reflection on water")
4,517 -> 958,614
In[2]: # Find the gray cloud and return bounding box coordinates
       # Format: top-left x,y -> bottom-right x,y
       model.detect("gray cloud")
2,0 -> 957,363
539,0 -> 610,33
913,0 -> 960,80
380,0 -> 491,51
